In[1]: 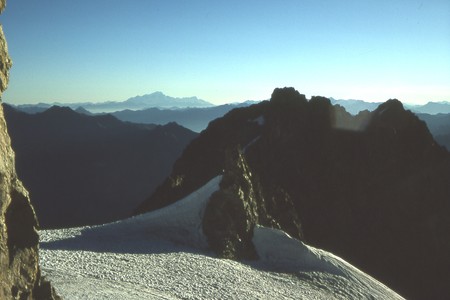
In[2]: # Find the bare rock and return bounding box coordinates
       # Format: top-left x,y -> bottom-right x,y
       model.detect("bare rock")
0,1 -> 60,299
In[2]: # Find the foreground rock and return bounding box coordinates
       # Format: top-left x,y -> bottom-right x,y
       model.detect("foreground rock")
0,1 -> 59,298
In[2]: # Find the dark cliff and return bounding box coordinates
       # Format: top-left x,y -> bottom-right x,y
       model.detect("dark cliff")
0,0 -> 60,298
136,87 -> 450,300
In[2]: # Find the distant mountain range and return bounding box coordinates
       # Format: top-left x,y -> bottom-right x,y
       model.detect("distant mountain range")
10,96 -> 450,154
329,98 -> 450,149
112,101 -> 258,132
10,93 -> 450,115
330,98 -> 450,115
329,98 -> 381,114
9,94 -> 450,134
10,91 -> 214,114
3,104 -> 197,228
11,96 -> 450,149
136,88 -> 450,299
410,101 -> 450,114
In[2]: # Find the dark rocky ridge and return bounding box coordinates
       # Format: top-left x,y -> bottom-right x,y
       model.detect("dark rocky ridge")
0,0 -> 60,298
136,87 -> 450,300
4,104 -> 197,228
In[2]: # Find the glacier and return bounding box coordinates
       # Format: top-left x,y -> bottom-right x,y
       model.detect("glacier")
39,176 -> 404,299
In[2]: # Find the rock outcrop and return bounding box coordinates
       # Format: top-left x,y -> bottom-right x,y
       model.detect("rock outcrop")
0,1 -> 60,298
136,87 -> 450,300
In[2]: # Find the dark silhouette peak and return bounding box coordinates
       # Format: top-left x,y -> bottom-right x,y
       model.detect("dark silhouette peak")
44,105 -> 75,114
367,98 -> 437,146
75,106 -> 92,115
373,98 -> 404,115
41,105 -> 81,121
37,106 -> 89,126
309,95 -> 333,119
37,105 -> 126,129
270,87 -> 307,105
2,103 -> 19,114
152,122 -> 186,135
369,98 -> 412,128
136,87 -> 450,299
310,95 -> 331,106
94,112 -> 116,121
2,102 -> 14,109
161,121 -> 181,128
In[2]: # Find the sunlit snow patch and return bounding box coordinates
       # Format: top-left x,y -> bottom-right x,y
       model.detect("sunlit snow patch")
82,175 -> 222,249
243,135 -> 261,153
252,115 -> 265,126
253,225 -> 343,275
253,225 -> 404,299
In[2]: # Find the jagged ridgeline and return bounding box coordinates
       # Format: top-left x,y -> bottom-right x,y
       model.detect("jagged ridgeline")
135,87 -> 450,300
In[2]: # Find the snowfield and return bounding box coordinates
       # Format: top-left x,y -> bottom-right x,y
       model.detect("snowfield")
40,176 -> 404,299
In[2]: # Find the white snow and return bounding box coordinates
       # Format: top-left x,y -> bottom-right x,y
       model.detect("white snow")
253,225 -> 344,275
252,226 -> 404,299
78,176 -> 222,249
39,175 -> 404,300
252,115 -> 265,126
243,135 -> 261,153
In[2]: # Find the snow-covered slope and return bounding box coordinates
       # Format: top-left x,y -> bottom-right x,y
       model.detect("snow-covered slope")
40,176 -> 404,299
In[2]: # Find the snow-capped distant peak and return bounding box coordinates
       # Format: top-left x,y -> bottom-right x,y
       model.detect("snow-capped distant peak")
125,92 -> 213,109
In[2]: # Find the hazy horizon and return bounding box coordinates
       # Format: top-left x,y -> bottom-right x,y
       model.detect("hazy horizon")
1,0 -> 449,105
4,90 -> 450,108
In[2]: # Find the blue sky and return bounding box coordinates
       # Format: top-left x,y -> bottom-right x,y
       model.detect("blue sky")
1,0 -> 449,105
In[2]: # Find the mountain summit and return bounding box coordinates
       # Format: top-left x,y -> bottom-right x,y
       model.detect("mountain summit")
10,91 -> 214,114
136,87 -> 450,299
124,91 -> 213,108
75,92 -> 214,113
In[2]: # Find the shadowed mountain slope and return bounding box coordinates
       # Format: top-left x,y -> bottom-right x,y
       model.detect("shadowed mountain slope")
4,105 -> 197,228
136,87 -> 450,300
415,113 -> 450,149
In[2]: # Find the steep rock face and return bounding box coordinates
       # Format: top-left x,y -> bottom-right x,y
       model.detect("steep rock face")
135,101 -> 269,213
137,87 -> 450,300
0,4 -> 12,93
0,2 -> 60,298
202,148 -> 299,259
